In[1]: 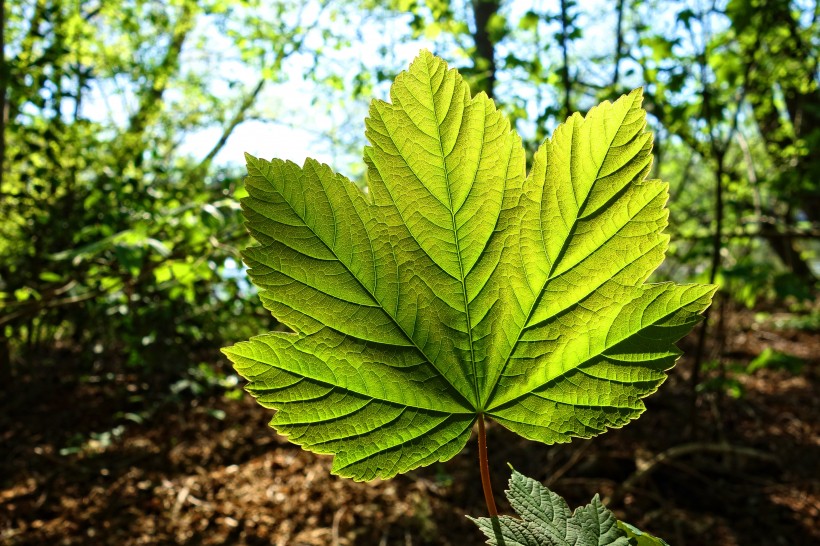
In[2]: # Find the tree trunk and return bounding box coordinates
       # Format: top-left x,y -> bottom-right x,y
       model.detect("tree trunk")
690,151 -> 726,430
558,0 -> 573,118
612,0 -> 626,87
0,333 -> 10,384
1,0 -> 6,197
470,0 -> 500,98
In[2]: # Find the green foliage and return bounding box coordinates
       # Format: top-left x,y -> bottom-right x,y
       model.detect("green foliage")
697,360 -> 747,400
0,0 -> 321,376
170,362 -> 242,398
696,346 -> 805,400
747,348 -> 804,375
471,468 -> 666,546
616,522 -> 670,546
761,309 -> 820,332
225,52 -> 715,481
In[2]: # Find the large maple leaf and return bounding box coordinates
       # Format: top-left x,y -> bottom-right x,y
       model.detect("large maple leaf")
223,50 -> 715,481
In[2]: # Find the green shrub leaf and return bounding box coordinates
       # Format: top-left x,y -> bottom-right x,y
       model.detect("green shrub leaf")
470,469 -> 632,546
617,521 -> 671,546
223,50 -> 716,481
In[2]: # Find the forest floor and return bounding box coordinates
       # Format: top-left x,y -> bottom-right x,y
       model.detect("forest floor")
1,307 -> 818,546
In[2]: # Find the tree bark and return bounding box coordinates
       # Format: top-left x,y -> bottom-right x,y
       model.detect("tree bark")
612,0 -> 626,87
690,151 -> 725,430
0,331 -> 10,384
470,0 -> 500,98
0,0 -> 9,381
124,1 -> 197,163
1,0 -> 6,198
558,0 -> 573,118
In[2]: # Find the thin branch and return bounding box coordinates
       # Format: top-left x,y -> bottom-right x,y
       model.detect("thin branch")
558,0 -> 573,118
0,0 -> 6,198
124,1 -> 197,149
193,0 -> 319,174
469,0 -> 499,98
195,78 -> 265,172
612,0 -> 626,87
605,442 -> 779,506
546,443 -> 591,487
735,129 -> 762,219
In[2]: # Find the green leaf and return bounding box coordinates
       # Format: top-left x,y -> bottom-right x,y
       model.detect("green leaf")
223,51 -> 716,481
746,347 -> 804,374
38,271 -> 62,283
617,521 -> 671,546
470,469 -> 632,546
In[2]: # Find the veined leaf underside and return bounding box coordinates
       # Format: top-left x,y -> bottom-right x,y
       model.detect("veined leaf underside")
223,50 -> 716,480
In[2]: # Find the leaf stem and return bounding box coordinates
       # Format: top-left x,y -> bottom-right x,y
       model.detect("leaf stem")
477,413 -> 498,517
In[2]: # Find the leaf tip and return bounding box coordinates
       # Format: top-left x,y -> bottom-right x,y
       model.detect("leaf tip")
417,47 -> 434,59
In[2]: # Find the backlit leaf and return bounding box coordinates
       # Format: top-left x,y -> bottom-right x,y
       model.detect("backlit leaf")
223,51 -> 716,481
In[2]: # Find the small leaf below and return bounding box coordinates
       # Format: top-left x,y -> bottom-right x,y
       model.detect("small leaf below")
471,468 -> 666,546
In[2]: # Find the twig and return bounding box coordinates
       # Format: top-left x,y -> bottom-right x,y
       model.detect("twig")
605,442 -> 779,506
546,442 -> 590,487
331,506 -> 346,546
172,486 -> 190,517
378,527 -> 389,546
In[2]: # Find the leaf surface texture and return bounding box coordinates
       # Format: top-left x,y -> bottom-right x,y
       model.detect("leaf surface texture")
471,469 -> 636,546
223,51 -> 716,480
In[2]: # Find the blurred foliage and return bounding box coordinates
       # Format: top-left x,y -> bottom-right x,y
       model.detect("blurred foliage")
313,0 -> 819,304
697,347 -> 805,399
1,0 -> 817,385
298,0 -> 818,307
747,348 -> 805,375
0,0 -> 338,381
759,308 -> 820,331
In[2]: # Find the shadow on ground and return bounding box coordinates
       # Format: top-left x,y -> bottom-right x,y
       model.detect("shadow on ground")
1,310 -> 818,545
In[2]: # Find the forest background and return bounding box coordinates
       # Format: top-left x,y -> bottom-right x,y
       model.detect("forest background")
1,0 -> 818,544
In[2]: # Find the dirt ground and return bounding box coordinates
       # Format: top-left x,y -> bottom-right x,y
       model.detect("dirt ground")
1,308 -> 818,545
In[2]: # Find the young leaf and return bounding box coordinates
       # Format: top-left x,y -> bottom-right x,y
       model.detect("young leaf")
223,50 -> 716,481
470,469 -> 643,546
617,522 -> 671,546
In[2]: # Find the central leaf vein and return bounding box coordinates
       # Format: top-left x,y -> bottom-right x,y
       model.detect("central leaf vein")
424,58 -> 481,409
